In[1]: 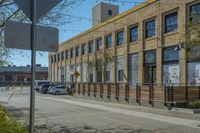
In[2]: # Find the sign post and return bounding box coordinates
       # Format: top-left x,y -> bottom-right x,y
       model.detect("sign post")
4,1 -> 62,133
30,0 -> 36,132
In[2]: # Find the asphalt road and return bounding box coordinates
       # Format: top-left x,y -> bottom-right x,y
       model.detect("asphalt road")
0,88 -> 200,133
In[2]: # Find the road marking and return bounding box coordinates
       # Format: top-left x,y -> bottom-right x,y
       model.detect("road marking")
40,96 -> 200,129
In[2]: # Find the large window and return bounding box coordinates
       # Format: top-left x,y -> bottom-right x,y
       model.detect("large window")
116,31 -> 124,46
144,50 -> 156,65
96,60 -> 102,82
105,60 -> 112,82
128,54 -> 138,86
163,47 -> 179,84
190,3 -> 200,22
89,63 -> 93,82
145,19 -> 155,38
81,63 -> 87,82
106,35 -> 112,48
105,71 -> 111,82
163,47 -> 179,63
188,62 -> 200,86
165,12 -> 178,33
89,41 -> 94,54
96,38 -> 102,50
82,44 -> 86,55
130,26 -> 138,43
116,56 -> 124,82
76,46 -> 79,57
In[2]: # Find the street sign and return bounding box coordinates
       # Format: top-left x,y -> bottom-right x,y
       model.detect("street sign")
73,71 -> 80,78
14,0 -> 62,20
4,21 -> 58,52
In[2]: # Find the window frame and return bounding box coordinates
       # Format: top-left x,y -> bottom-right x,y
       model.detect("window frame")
164,12 -> 178,33
116,30 -> 124,46
70,48 -> 74,58
82,43 -> 86,55
88,41 -> 94,54
129,25 -> 138,43
145,19 -> 156,39
75,46 -> 79,57
105,34 -> 112,49
96,38 -> 102,51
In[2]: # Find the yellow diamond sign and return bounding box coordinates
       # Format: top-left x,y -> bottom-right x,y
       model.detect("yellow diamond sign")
73,71 -> 80,78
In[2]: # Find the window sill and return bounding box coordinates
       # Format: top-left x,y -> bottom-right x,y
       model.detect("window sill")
145,36 -> 156,41
164,31 -> 179,37
116,44 -> 124,48
129,41 -> 138,45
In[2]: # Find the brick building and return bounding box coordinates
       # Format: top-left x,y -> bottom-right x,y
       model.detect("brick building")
49,0 -> 200,86
0,65 -> 48,83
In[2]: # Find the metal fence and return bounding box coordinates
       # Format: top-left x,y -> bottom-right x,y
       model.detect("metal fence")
75,82 -> 200,107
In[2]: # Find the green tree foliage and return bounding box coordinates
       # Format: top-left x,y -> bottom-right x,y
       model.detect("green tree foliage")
187,14 -> 200,61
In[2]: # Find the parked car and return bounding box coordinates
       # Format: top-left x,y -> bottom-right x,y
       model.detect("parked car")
35,80 -> 51,91
47,84 -> 60,94
40,84 -> 52,94
49,85 -> 67,95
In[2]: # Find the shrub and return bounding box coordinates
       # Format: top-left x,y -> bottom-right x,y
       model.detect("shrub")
0,105 -> 28,133
188,100 -> 200,109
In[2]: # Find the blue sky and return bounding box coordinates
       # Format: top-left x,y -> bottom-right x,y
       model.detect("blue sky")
11,0 -> 144,67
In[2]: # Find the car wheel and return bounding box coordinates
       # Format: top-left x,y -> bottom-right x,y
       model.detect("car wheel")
55,91 -> 60,95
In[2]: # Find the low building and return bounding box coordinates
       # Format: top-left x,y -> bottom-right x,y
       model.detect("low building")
49,0 -> 200,86
0,64 -> 48,83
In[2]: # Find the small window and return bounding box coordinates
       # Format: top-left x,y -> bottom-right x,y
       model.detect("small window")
97,38 -> 102,50
58,53 -> 60,61
145,19 -> 155,38
54,55 -> 56,62
65,50 -> 68,59
70,48 -> 74,58
108,9 -> 112,16
116,31 -> 124,46
76,46 -> 79,57
61,51 -> 64,60
51,56 -> 54,63
165,12 -> 178,33
82,44 -> 86,55
89,41 -> 94,54
130,26 -> 138,43
105,71 -> 111,81
118,70 -> 124,82
106,35 -> 112,48
89,74 -> 93,82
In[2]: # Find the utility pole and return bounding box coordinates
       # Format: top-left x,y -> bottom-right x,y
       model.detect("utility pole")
30,0 -> 36,132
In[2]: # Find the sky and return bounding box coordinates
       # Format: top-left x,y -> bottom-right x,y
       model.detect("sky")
11,0 -> 145,67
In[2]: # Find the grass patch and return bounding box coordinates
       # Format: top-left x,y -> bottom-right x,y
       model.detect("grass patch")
0,105 -> 28,133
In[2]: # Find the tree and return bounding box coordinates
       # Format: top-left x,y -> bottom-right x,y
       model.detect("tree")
0,0 -> 84,65
186,13 -> 200,61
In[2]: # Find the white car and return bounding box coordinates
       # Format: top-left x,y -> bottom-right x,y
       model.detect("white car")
49,85 -> 67,95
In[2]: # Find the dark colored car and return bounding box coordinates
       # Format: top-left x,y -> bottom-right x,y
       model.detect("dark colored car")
40,84 -> 52,94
